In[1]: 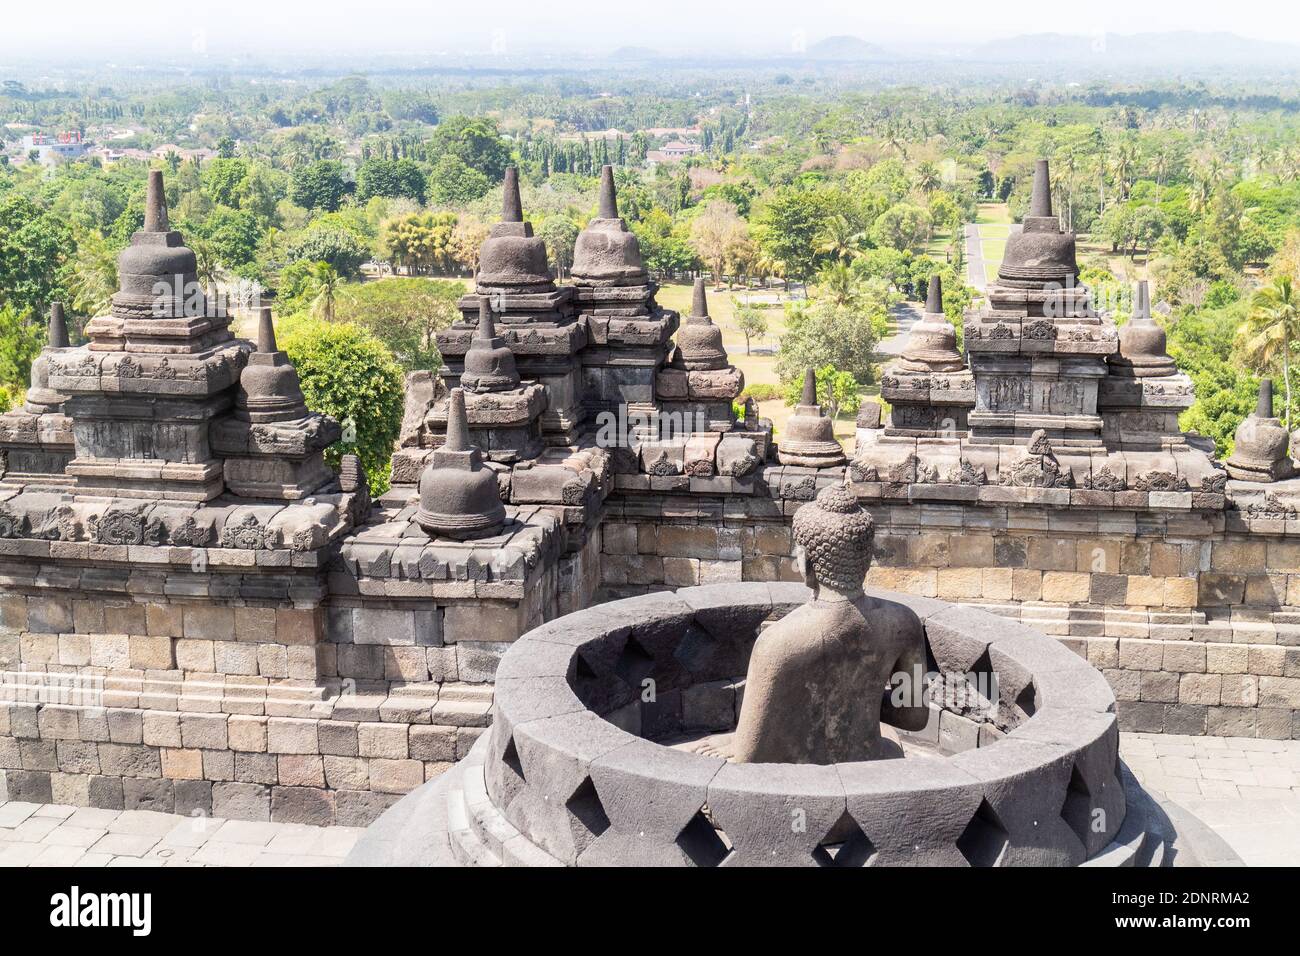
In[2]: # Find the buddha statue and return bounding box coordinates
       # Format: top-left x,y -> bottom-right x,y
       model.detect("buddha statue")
699,485 -> 929,764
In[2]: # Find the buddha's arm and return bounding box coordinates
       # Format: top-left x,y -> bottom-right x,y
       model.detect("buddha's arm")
730,635 -> 789,763
880,625 -> 929,732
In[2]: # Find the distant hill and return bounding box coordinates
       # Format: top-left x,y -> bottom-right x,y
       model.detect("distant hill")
972,31 -> 1300,64
805,35 -> 889,61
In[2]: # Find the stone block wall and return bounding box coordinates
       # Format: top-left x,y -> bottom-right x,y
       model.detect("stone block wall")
599,483 -> 1300,740
0,549 -> 498,825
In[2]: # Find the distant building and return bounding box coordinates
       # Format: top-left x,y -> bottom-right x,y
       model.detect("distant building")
151,144 -> 218,164
646,140 -> 702,164
21,131 -> 92,165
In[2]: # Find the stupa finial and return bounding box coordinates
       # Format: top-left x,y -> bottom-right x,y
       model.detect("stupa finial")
476,296 -> 496,341
144,169 -> 169,232
691,276 -> 709,319
501,167 -> 523,223
1029,159 -> 1053,218
48,302 -> 69,349
445,388 -> 471,452
598,165 -> 619,219
925,275 -> 943,315
801,367 -> 818,407
256,307 -> 278,353
1134,280 -> 1151,321
1258,379 -> 1275,419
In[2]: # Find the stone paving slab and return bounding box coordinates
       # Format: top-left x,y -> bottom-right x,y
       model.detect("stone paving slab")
0,802 -> 362,868
1121,732 -> 1300,867
1,732 -> 1296,867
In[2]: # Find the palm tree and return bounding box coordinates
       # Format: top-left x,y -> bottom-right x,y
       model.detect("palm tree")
816,262 -> 860,308
66,229 -> 119,318
915,162 -> 942,194
309,262 -> 342,324
814,214 -> 865,263
1238,275 -> 1300,430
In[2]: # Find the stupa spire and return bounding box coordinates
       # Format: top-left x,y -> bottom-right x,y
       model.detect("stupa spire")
1134,279 -> 1151,321
1029,159 -> 1053,218
256,307 -> 278,353
801,367 -> 817,407
48,302 -> 69,349
444,388 -> 471,452
691,276 -> 709,318
501,167 -> 523,223
598,165 -> 619,219
144,169 -> 170,232
1258,378 -> 1274,419
476,295 -> 496,342
925,275 -> 943,315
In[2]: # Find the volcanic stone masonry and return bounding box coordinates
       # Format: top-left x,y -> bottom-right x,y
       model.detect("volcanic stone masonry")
3,161 -> 1300,829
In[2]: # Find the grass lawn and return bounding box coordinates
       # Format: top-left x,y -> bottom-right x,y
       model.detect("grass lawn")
976,202 -> 1012,225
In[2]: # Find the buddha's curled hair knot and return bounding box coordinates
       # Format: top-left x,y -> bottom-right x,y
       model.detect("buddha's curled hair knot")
792,485 -> 874,593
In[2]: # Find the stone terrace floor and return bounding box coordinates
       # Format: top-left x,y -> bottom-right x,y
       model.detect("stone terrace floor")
1120,732 -> 1300,867
0,732 -> 1297,867
0,804 -> 362,866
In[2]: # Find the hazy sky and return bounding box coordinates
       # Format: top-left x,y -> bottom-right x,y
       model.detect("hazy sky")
3,0 -> 1300,57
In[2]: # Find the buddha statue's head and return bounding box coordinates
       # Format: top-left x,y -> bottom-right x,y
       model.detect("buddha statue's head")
791,484 -> 874,600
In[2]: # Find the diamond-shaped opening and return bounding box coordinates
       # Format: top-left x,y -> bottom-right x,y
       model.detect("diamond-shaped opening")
957,798 -> 1009,867
565,776 -> 611,839
812,811 -> 876,867
614,634 -> 657,687
501,736 -> 525,783
1014,680 -> 1037,718
574,653 -> 599,682
1060,763 -> 1093,850
675,808 -> 732,867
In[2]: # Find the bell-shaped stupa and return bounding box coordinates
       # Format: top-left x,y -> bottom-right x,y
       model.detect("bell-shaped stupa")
415,388 -> 509,539
673,278 -> 730,371
777,368 -> 846,468
1226,380 -> 1295,482
461,297 -> 522,393
571,165 -> 649,287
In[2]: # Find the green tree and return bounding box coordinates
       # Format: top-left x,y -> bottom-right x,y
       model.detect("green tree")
356,158 -> 427,204
279,320 -> 405,494
538,215 -> 579,280
733,299 -> 769,354
428,154 -> 491,205
870,203 -> 932,253
776,295 -> 884,386
1237,275 -> 1300,430
290,160 -> 348,212
0,303 -> 45,392
333,277 -> 464,371
286,223 -> 369,278
753,187 -> 828,286
0,192 -> 70,317
427,116 -> 513,181
308,262 -> 342,323
381,212 -> 458,276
